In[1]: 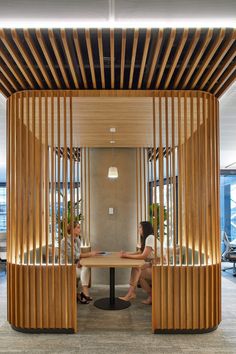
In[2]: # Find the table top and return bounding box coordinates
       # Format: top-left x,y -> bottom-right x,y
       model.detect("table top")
80,252 -> 145,268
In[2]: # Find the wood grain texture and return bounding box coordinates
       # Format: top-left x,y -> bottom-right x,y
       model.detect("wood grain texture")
1,28 -> 234,97
7,89 -> 220,333
8,264 -> 76,331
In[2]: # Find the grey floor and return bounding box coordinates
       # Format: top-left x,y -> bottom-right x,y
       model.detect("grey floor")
0,264 -> 236,354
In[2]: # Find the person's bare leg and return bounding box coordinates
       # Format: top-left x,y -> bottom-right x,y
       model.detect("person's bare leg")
82,286 -> 89,297
140,267 -> 152,304
119,267 -> 141,301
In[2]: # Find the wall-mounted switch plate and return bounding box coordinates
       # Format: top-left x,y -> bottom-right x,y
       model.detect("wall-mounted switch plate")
108,207 -> 114,215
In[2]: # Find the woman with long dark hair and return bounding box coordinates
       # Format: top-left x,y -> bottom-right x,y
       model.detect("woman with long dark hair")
119,221 -> 161,305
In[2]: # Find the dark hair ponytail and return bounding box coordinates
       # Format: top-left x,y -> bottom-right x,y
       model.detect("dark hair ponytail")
140,221 -> 154,251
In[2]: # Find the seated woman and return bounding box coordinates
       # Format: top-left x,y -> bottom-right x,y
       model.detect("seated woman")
119,221 -> 162,305
60,221 -> 99,304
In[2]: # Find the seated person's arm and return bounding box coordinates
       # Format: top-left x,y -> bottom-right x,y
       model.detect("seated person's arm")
125,250 -> 141,256
120,246 -> 151,260
80,250 -> 99,258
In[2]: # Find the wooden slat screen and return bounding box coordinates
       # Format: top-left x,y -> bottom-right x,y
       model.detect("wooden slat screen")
7,90 -> 220,333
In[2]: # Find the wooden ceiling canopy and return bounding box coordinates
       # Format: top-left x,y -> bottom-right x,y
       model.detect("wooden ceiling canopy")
0,28 -> 235,98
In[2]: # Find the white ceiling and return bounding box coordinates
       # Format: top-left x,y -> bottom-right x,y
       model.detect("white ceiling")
0,0 -> 235,27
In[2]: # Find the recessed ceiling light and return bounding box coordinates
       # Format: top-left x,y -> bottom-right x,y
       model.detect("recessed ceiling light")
110,140 -> 115,144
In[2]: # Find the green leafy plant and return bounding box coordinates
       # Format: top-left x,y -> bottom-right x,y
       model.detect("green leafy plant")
149,203 -> 167,238
56,195 -> 83,240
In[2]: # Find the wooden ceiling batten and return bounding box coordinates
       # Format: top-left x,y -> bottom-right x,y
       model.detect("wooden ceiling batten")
155,28 -> 176,89
97,29 -> 105,89
85,29 -> 97,89
173,28 -> 201,89
36,29 -> 61,89
0,62 -> 20,92
181,28 -> 213,89
0,73 -> 13,95
73,29 -> 88,89
137,28 -> 151,89
164,28 -> 188,89
206,45 -> 236,92
0,28 -> 235,97
0,28 -> 35,89
110,28 -> 115,89
1,49 -> 26,89
213,65 -> 236,96
129,28 -> 139,89
120,29 -> 126,89
11,29 -> 44,89
146,28 -> 164,89
23,29 -> 53,89
0,83 -> 9,98
215,70 -> 236,98
199,29 -> 236,90
60,29 -> 79,89
48,29 -> 70,88
190,28 -> 226,89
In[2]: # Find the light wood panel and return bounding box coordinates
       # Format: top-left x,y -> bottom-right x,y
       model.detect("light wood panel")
80,252 -> 145,268
8,263 -> 77,331
152,264 -> 221,332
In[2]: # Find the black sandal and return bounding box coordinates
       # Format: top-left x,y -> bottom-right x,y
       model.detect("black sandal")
80,292 -> 93,302
77,293 -> 89,304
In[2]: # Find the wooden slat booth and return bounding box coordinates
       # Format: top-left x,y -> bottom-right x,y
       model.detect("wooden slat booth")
6,90 -> 220,333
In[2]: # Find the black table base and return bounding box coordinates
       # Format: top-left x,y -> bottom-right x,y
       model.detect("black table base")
94,297 -> 130,310
94,267 -> 131,310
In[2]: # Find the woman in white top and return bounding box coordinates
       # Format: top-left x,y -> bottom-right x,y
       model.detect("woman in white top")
61,222 -> 99,304
119,221 -> 161,305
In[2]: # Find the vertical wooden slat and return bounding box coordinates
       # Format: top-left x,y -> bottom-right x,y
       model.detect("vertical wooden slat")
152,98 -> 157,263
171,92 -> 177,265
177,92 -> 183,265
136,149 -> 139,245
19,93 -> 24,328
57,94 -> 61,264
88,148 -> 91,246
70,95 -> 74,263
165,94 -> 170,265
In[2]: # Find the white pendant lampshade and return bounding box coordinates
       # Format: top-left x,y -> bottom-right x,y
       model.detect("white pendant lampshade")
108,166 -> 119,179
